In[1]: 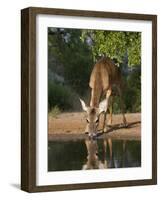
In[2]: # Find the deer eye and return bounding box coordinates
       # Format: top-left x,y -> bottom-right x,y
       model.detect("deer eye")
95,119 -> 99,123
86,119 -> 89,123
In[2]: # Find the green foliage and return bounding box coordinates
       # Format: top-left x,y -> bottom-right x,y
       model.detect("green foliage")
49,106 -> 61,118
48,28 -> 93,95
112,96 -> 122,114
108,67 -> 141,114
81,30 -> 141,66
48,81 -> 78,111
123,68 -> 141,113
48,28 -> 141,114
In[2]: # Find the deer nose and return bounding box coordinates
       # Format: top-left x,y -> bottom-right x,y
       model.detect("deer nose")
89,133 -> 97,139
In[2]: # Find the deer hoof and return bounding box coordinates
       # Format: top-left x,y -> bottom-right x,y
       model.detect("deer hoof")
124,123 -> 128,128
119,123 -> 128,128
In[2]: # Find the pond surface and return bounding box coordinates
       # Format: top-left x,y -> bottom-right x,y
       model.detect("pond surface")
48,139 -> 141,171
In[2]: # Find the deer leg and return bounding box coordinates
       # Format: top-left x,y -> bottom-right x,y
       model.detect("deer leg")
117,86 -> 127,127
103,139 -> 107,164
103,88 -> 112,132
108,138 -> 113,159
107,96 -> 113,127
102,112 -> 107,132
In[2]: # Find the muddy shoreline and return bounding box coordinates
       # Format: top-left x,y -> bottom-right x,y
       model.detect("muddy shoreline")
48,113 -> 141,141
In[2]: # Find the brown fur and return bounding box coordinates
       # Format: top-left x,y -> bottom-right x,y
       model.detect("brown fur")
81,57 -> 127,137
89,57 -> 121,107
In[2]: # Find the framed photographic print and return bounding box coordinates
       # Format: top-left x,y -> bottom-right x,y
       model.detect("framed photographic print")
21,7 -> 157,192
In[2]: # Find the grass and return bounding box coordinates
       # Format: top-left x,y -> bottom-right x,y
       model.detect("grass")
49,106 -> 61,118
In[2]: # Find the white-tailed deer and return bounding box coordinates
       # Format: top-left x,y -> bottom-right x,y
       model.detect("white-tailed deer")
80,57 -> 127,138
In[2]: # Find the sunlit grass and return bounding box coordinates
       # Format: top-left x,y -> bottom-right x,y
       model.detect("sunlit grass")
49,106 -> 61,118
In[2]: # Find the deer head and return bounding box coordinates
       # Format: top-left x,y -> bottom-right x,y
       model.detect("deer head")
80,98 -> 108,138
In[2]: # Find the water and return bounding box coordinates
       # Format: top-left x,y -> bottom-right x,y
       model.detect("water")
48,139 -> 141,171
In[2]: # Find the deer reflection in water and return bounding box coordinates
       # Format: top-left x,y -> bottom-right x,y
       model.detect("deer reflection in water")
48,136 -> 141,171
82,139 -> 102,169
82,138 -> 128,170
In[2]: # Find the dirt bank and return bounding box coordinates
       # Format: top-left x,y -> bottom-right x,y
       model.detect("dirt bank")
48,112 -> 141,141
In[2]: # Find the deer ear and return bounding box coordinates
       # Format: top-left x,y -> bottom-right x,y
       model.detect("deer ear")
79,98 -> 88,111
99,99 -> 108,114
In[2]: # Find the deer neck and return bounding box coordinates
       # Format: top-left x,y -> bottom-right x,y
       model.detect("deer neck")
90,86 -> 102,107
